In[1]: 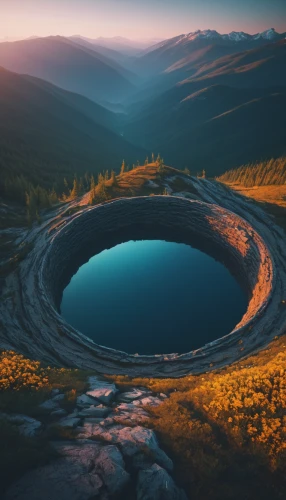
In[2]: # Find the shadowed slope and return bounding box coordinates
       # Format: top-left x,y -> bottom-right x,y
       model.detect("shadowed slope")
0,36 -> 135,103
0,67 -> 145,189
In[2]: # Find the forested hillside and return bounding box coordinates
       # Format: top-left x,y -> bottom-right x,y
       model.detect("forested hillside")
217,157 -> 286,187
0,67 -> 144,204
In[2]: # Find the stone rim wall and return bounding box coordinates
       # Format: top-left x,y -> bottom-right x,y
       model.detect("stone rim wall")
32,196 -> 273,374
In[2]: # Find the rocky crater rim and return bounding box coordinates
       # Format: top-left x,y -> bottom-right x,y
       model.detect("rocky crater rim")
31,196 -> 274,371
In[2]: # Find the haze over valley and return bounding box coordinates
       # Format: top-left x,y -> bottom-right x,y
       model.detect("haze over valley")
0,26 -> 285,199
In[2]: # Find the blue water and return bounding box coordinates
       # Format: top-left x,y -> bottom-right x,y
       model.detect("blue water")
61,240 -> 247,355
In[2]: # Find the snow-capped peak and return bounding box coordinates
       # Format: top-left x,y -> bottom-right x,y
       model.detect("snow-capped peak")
177,28 -> 280,44
185,29 -> 221,41
226,31 -> 250,42
253,28 -> 278,40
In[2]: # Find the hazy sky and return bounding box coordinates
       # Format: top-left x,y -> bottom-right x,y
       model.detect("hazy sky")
1,0 -> 285,40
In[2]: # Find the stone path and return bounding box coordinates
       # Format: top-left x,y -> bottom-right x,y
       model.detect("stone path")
3,376 -> 188,500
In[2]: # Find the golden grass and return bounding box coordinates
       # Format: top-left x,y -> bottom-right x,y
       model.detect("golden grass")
80,163 -> 192,205
111,335 -> 286,498
224,183 -> 286,208
0,350 -> 90,415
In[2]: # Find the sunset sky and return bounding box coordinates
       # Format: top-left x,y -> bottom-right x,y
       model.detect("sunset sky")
0,0 -> 285,40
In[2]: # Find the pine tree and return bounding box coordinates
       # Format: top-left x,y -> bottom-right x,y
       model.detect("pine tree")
49,189 -> 58,204
111,170 -> 117,186
70,178 -> 80,199
88,175 -> 97,205
98,173 -> 104,185
158,158 -> 164,173
217,157 -> 286,187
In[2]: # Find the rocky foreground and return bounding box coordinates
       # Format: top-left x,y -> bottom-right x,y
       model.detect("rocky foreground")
2,375 -> 187,500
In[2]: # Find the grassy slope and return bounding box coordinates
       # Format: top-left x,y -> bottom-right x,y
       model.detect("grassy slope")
226,185 -> 286,208
80,162 -> 199,206
111,334 -> 286,500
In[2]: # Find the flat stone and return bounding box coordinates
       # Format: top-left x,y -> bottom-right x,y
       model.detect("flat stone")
112,403 -> 150,425
52,394 -> 65,402
78,405 -> 110,418
95,445 -> 130,494
39,398 -> 59,411
114,413 -> 150,426
83,417 -> 105,424
137,464 -> 188,500
67,409 -> 79,418
117,389 -> 146,402
0,413 -> 42,437
51,409 -> 67,418
51,389 -> 60,397
3,442 -> 104,500
76,394 -> 99,408
86,376 -> 118,404
116,403 -> 149,414
136,396 -> 164,407
79,424 -> 173,472
15,420 -> 42,438
58,417 -> 81,428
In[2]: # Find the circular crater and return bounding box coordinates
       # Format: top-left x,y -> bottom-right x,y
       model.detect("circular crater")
36,196 -> 273,376
60,239 -> 248,355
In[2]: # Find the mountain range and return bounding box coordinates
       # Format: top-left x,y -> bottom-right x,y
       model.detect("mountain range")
124,39 -> 286,174
0,66 -> 144,192
0,27 -> 285,193
0,36 -> 136,104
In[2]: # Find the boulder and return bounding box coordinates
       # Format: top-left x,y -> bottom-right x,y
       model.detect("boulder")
79,424 -> 173,472
4,440 -> 131,500
0,412 -> 42,437
117,388 -> 147,402
50,409 -> 67,418
58,417 -> 81,428
50,388 -> 60,397
96,445 -> 130,494
39,398 -> 59,411
86,376 -> 118,404
134,396 -> 164,407
78,405 -> 110,418
3,442 -> 104,500
113,403 -> 150,425
76,394 -> 99,408
116,427 -> 173,471
137,464 -> 188,500
52,394 -> 65,402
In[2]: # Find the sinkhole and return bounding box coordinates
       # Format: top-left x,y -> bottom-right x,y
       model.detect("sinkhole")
60,238 -> 248,355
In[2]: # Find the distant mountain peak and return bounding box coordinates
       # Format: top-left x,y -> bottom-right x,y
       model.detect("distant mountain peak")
177,27 -> 281,44
253,28 -> 278,40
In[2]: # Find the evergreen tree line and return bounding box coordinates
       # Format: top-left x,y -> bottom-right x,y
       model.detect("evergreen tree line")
217,157 -> 286,187
4,172 -> 95,222
3,155 -> 166,220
